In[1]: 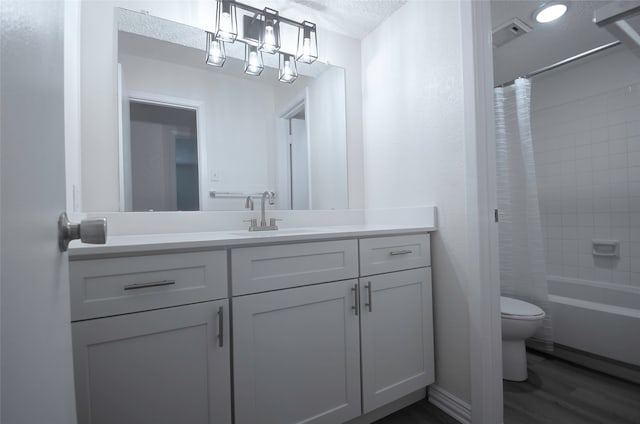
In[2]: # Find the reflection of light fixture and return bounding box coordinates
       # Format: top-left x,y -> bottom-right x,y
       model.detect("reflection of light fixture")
296,21 -> 318,64
204,1 -> 318,83
279,53 -> 298,83
244,45 -> 264,76
534,2 -> 567,23
260,7 -> 280,54
205,32 -> 226,66
215,0 -> 238,42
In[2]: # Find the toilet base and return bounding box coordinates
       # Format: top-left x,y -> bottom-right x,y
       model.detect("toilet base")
502,339 -> 528,381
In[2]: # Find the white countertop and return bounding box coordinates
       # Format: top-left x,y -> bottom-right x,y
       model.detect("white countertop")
68,225 -> 436,259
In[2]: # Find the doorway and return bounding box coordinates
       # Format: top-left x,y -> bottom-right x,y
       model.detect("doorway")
281,99 -> 310,210
126,100 -> 200,211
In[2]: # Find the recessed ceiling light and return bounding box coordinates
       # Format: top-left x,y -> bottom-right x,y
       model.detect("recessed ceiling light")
534,2 -> 568,23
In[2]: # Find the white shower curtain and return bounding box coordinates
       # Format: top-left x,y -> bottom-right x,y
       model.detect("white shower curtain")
495,78 -> 553,350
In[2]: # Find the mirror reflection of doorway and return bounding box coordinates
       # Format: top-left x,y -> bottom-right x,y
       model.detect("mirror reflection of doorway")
284,102 -> 310,210
127,101 -> 199,211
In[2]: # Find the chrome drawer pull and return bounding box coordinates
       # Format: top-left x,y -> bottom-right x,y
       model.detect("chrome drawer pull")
123,280 -> 176,291
351,283 -> 360,316
389,249 -> 413,256
217,306 -> 224,348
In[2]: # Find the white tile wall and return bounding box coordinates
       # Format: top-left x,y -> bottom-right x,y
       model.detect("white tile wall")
532,81 -> 640,288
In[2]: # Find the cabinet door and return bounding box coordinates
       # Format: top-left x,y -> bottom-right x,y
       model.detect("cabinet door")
72,300 -> 231,424
233,280 -> 361,424
360,268 -> 434,413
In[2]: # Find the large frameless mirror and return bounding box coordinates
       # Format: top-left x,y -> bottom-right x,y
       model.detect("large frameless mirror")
116,8 -> 348,211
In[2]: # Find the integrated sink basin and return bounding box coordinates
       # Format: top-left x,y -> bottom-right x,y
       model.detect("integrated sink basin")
229,228 -> 327,237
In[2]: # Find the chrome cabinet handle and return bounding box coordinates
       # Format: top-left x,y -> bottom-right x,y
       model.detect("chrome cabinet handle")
217,306 -> 224,347
389,249 -> 413,256
351,283 -> 360,316
123,280 -> 176,291
58,212 -> 107,252
365,281 -> 373,312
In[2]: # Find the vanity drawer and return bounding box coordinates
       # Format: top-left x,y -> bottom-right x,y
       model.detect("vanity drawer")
69,250 -> 228,321
359,234 -> 430,276
231,240 -> 358,295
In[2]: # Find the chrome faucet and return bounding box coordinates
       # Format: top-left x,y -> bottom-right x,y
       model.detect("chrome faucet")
246,191 -> 279,231
260,191 -> 274,227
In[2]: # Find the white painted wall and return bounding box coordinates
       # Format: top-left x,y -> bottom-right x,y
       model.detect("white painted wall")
307,66 -> 348,209
362,0 -> 471,403
531,48 -> 640,288
76,0 -> 364,212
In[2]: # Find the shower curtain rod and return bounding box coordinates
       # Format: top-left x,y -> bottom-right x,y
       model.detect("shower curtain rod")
496,40 -> 622,88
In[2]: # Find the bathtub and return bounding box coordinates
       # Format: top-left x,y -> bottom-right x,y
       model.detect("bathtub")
546,276 -> 640,371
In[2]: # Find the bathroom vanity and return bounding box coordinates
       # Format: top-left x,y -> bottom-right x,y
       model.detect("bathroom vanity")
69,227 -> 434,424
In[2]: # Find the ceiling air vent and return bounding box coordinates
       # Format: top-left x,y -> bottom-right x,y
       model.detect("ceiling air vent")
493,18 -> 532,48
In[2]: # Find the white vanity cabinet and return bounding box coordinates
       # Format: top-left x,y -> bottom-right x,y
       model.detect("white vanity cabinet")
232,233 -> 433,424
233,280 -> 363,424
231,239 -> 362,424
69,229 -> 433,424
69,250 -> 231,424
358,235 -> 434,413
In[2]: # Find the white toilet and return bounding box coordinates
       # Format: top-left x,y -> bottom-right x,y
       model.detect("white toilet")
500,296 -> 545,381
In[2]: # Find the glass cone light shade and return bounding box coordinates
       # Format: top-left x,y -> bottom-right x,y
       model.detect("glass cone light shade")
215,0 -> 237,42
259,7 -> 281,54
296,21 -> 318,64
244,45 -> 264,76
278,54 -> 298,83
205,32 -> 226,66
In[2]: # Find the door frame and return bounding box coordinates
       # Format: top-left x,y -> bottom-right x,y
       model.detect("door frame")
119,90 -> 208,212
276,89 -> 312,210
461,2 -> 504,423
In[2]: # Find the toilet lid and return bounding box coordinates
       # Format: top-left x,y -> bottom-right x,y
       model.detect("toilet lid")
500,296 -> 545,317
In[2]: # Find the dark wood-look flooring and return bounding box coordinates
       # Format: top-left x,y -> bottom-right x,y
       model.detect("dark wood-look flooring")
375,351 -> 640,424
374,399 -> 459,424
503,351 -> 640,424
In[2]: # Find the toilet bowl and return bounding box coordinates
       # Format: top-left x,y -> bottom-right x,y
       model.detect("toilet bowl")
500,296 -> 545,381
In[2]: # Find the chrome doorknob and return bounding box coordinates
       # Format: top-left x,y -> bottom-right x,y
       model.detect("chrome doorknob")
58,212 -> 107,252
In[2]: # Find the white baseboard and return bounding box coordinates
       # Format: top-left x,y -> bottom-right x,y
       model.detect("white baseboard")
344,389 -> 426,424
428,384 -> 471,424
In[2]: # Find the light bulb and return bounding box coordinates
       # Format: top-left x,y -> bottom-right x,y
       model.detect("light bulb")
264,25 -> 276,50
206,34 -> 225,66
211,43 -> 221,57
247,51 -> 259,73
301,37 -> 311,61
282,60 -> 293,81
220,12 -> 232,33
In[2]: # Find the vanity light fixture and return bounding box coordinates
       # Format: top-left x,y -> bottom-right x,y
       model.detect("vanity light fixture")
296,21 -> 318,64
205,32 -> 226,67
244,44 -> 264,76
534,2 -> 568,23
206,0 -> 318,82
278,53 -> 298,83
259,7 -> 280,54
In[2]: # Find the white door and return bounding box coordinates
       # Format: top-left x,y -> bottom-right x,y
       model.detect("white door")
1,1 -> 77,423
233,280 -> 361,424
360,268 -> 435,413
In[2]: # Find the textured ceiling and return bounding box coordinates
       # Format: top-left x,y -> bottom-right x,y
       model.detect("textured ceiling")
241,0 -> 407,39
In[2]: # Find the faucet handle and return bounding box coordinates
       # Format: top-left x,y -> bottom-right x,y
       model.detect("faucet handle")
243,218 -> 258,230
269,218 -> 282,228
